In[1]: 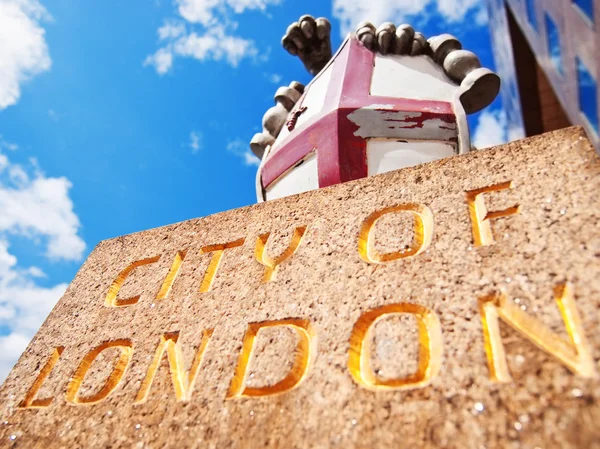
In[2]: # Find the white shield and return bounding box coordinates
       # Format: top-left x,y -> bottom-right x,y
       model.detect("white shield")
258,35 -> 470,201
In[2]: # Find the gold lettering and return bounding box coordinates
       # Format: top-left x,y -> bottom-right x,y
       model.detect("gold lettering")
255,227 -> 307,282
105,256 -> 161,307
479,283 -> 597,382
348,303 -> 442,390
199,239 -> 245,292
227,319 -> 316,398
66,339 -> 133,405
156,250 -> 187,300
135,330 -> 213,403
18,346 -> 64,409
358,204 -> 433,263
465,181 -> 520,247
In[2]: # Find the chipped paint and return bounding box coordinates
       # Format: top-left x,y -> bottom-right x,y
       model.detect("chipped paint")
347,107 -> 457,140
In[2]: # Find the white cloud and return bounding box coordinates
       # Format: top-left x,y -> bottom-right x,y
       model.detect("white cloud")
265,72 -> 283,84
0,238 -> 67,336
0,245 -> 68,381
146,24 -> 259,73
228,0 -> 280,13
0,135 -> 18,152
176,0 -> 280,25
0,0 -> 52,109
26,266 -> 45,277
332,0 -> 485,37
146,0 -> 279,73
0,150 -> 84,381
173,27 -> 258,67
176,0 -> 221,25
144,47 -> 174,75
242,151 -> 260,166
0,332 -> 37,381
474,4 -> 488,26
0,177 -> 85,260
472,108 -> 508,149
436,0 -> 480,22
158,21 -> 187,40
227,139 -> 260,166
0,151 -> 85,261
189,130 -> 203,152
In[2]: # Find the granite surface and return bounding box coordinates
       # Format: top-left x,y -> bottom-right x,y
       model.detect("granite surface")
0,127 -> 599,448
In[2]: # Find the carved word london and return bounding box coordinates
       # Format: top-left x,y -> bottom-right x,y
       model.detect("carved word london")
17,181 -> 597,409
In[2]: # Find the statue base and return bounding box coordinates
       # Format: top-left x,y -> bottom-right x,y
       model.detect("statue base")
2,127 -> 599,448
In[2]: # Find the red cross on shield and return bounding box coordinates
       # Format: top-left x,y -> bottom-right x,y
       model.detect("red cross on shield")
259,36 -> 470,201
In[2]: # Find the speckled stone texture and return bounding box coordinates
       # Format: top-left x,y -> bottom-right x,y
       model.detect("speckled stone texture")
1,127 -> 599,449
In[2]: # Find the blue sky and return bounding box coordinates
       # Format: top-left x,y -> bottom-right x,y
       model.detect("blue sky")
0,0 -> 509,380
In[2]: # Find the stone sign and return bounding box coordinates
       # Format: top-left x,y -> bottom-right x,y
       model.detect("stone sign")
1,127 -> 599,448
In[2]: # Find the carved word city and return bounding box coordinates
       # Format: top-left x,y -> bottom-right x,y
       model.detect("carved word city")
18,181 -> 597,409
